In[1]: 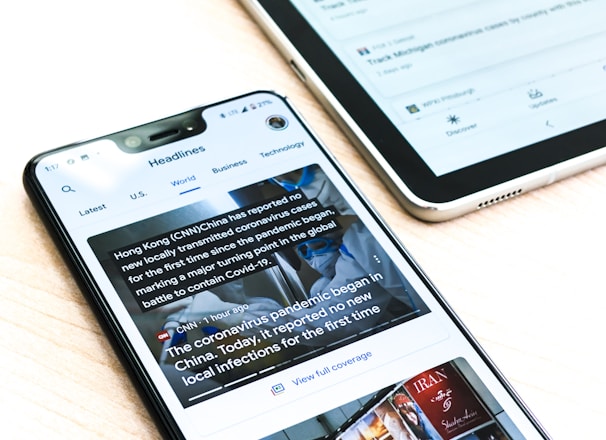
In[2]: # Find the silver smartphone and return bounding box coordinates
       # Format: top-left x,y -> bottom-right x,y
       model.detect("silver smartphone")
241,0 -> 606,221
24,91 -> 548,438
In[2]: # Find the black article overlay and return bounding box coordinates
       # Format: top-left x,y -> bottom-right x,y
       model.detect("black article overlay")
111,190 -> 340,311
89,165 -> 430,407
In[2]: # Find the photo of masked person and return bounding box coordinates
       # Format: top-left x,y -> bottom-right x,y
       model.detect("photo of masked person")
160,164 -> 428,349
92,164 -> 430,404
296,221 -> 419,307
267,166 -> 423,338
271,165 -> 415,296
158,165 -> 427,341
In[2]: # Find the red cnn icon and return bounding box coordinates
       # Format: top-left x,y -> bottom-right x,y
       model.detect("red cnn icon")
156,330 -> 171,343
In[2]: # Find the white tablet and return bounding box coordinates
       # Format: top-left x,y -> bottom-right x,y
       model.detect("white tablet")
242,0 -> 606,221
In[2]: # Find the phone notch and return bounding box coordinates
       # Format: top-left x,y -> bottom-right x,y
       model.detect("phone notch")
110,108 -> 207,153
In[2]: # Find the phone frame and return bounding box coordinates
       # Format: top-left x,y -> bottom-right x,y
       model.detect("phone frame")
23,91 -> 549,438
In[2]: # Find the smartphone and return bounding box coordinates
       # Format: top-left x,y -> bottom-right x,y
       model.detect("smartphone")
24,91 -> 547,439
240,0 -> 606,221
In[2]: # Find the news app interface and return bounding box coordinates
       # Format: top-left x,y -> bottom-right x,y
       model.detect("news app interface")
291,0 -> 606,176
34,92 -> 543,439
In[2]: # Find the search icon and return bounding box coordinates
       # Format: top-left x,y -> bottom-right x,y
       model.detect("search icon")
62,185 -> 75,193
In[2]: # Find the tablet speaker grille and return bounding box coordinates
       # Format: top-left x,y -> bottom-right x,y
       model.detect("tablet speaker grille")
477,189 -> 523,209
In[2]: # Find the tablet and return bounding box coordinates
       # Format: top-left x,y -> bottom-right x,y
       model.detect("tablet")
241,0 -> 606,221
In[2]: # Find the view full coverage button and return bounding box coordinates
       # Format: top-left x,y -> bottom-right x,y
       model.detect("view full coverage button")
290,351 -> 373,388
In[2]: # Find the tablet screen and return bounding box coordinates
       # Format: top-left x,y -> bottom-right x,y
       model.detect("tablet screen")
289,0 -> 606,176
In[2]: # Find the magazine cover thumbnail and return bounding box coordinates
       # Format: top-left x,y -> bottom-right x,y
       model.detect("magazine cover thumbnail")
264,358 -> 524,440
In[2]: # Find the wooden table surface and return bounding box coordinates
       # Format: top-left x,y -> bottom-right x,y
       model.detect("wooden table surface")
1,1 -> 604,438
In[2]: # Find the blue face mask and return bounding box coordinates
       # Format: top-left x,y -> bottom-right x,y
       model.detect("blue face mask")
308,251 -> 339,278
296,237 -> 337,259
297,237 -> 340,277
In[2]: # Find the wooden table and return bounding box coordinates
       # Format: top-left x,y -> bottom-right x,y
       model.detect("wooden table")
1,1 -> 604,438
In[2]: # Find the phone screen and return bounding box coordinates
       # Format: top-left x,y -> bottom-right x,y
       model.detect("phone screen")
288,0 -> 606,176
27,91 -> 545,439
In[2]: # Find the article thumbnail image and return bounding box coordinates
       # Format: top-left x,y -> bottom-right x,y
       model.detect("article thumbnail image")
88,164 -> 429,407
264,358 -> 523,440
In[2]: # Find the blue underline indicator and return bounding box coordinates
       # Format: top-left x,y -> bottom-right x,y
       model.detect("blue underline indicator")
179,187 -> 201,195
